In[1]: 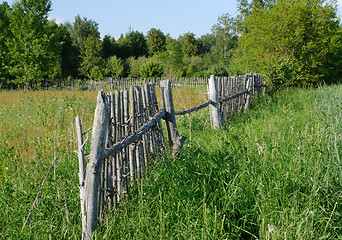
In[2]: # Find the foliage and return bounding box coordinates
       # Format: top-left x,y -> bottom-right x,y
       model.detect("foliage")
179,32 -> 199,57
106,55 -> 124,77
79,35 -> 105,79
5,0 -> 62,88
127,56 -> 150,78
158,38 -> 184,77
58,24 -> 80,78
198,33 -> 215,54
1,0 -> 341,88
183,55 -> 206,77
147,28 -> 166,55
0,2 -> 10,86
211,13 -> 238,63
237,0 -> 342,87
117,29 -> 148,59
68,14 -> 100,48
139,61 -> 164,78
102,34 -> 117,59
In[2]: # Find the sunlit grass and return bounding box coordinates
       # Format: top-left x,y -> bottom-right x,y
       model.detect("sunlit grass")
0,85 -> 341,239
96,85 -> 342,239
0,88 -> 206,239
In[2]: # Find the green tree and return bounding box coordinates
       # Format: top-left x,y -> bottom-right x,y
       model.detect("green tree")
211,13 -> 238,63
58,23 -> 80,78
127,29 -> 148,58
179,32 -> 199,57
127,56 -> 149,78
159,38 -> 184,77
147,28 -> 166,55
6,0 -> 61,87
79,35 -> 105,79
139,61 -> 164,78
117,29 -> 148,59
183,55 -> 205,77
102,34 -> 117,59
0,2 -> 10,86
238,0 -> 342,87
198,33 -> 215,54
68,15 -> 100,48
106,55 -> 124,77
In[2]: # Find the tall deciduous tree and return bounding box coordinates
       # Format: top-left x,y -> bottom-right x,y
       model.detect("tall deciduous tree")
180,32 -> 199,57
211,13 -> 238,63
102,34 -> 117,59
79,35 -> 105,79
0,2 -> 10,85
6,0 -> 61,87
238,0 -> 342,87
57,23 -> 80,78
69,15 -> 100,48
147,28 -> 166,55
117,29 -> 148,59
159,38 -> 184,77
106,55 -> 124,77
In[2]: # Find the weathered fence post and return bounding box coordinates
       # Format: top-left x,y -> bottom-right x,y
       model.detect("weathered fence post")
84,91 -> 109,239
75,116 -> 86,240
208,75 -> 221,129
244,75 -> 254,112
160,79 -> 186,156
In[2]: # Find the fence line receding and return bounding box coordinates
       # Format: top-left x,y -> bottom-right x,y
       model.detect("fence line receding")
76,73 -> 265,239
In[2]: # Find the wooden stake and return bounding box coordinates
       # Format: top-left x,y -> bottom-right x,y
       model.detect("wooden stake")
84,91 -> 108,239
160,79 -> 186,155
244,75 -> 254,112
75,116 -> 86,240
208,75 -> 221,129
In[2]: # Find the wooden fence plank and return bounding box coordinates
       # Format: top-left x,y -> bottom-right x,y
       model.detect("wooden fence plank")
160,80 -> 186,155
75,116 -> 86,240
84,91 -> 109,239
208,75 -> 221,129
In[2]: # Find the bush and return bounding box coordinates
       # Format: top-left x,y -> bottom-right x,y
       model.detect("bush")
139,61 -> 164,78
106,56 -> 124,77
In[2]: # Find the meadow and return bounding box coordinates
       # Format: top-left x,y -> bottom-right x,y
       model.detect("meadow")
0,85 -> 341,239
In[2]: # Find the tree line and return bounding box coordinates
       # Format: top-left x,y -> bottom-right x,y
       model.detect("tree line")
0,0 -> 341,89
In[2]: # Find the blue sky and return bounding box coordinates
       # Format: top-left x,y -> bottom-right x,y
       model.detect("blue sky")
1,0 -> 238,39
2,0 -> 239,39
2,0 -> 342,39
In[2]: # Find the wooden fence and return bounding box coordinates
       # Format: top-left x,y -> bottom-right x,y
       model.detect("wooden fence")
47,77 -> 208,90
75,73 -> 265,239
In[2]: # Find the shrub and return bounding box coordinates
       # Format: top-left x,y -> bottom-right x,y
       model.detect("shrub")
139,61 -> 164,78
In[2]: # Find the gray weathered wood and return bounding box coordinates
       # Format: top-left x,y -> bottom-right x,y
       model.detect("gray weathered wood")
208,75 -> 221,129
129,87 -> 136,183
84,91 -> 108,239
244,76 -> 254,112
175,100 -> 211,116
160,79 -> 186,155
219,90 -> 250,103
75,116 -> 86,240
104,109 -> 166,157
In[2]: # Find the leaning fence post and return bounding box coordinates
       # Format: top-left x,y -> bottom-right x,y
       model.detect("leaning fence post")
84,91 -> 109,239
160,79 -> 186,156
208,75 -> 221,129
244,75 -> 254,112
76,116 -> 87,240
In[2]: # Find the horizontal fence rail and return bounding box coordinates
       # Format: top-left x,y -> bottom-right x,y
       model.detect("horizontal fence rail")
75,73 -> 265,239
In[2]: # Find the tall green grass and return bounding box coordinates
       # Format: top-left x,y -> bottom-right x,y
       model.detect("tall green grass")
96,85 -> 342,239
0,91 -> 97,239
0,85 -> 341,239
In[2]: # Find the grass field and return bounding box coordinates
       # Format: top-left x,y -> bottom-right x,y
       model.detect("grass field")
0,85 -> 341,239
